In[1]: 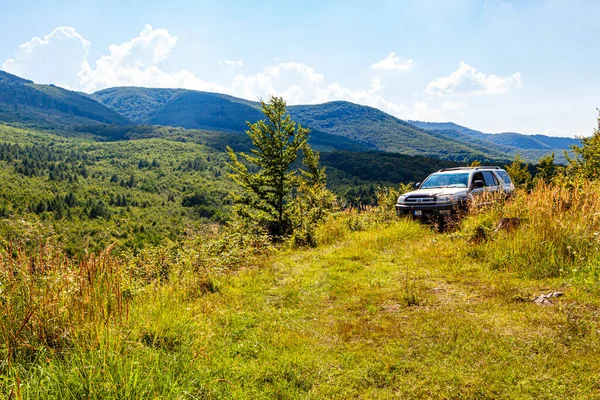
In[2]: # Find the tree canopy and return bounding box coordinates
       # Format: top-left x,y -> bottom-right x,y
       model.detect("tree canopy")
227,96 -> 329,240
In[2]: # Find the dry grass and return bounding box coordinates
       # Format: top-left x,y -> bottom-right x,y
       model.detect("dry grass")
0,242 -> 130,381
460,181 -> 600,279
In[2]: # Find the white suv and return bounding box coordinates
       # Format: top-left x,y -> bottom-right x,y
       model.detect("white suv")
395,166 -> 514,219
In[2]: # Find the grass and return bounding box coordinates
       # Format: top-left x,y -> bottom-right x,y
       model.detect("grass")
461,181 -> 600,279
3,208 -> 600,398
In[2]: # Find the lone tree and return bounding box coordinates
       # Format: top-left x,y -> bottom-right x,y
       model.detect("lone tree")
227,96 -> 327,239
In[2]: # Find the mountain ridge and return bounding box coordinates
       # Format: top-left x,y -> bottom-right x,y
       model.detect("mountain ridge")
92,87 -> 514,162
0,70 -> 579,163
409,121 -> 579,150
0,70 -> 130,127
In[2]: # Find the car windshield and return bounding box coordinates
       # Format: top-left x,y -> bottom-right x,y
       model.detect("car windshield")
420,173 -> 470,189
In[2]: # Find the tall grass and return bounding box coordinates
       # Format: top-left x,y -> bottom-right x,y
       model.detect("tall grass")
0,243 -> 130,369
462,181 -> 600,279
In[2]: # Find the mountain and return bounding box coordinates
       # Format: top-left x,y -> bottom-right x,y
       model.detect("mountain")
92,87 -> 260,131
93,87 -> 509,162
0,71 -> 574,164
0,70 -> 130,127
287,101 -> 510,161
409,121 -> 580,160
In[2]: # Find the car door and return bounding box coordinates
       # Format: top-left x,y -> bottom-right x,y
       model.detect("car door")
482,171 -> 501,192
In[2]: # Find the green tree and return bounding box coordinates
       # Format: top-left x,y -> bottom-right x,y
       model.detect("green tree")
536,153 -> 556,183
506,154 -> 531,187
566,110 -> 600,180
227,96 -> 323,239
291,146 -> 336,246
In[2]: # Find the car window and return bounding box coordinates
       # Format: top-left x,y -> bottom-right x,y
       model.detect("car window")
420,173 -> 470,189
482,171 -> 499,187
496,170 -> 512,185
471,172 -> 484,187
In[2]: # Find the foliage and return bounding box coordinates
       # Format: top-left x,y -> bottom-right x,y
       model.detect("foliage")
290,147 -> 337,246
227,96 -> 331,240
566,111 -> 600,180
0,123 -> 234,254
505,154 -> 532,187
536,152 -> 558,182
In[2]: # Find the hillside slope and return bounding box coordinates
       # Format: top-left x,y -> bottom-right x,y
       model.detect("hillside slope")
93,87 -> 509,162
0,70 -> 130,126
289,101 -> 510,161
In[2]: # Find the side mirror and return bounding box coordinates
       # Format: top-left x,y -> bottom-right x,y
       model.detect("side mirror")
472,180 -> 484,189
415,182 -> 421,189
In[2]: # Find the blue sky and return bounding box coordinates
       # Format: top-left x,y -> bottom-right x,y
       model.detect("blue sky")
1,0 -> 598,137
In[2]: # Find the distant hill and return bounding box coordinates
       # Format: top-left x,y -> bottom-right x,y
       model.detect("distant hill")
92,87 -> 261,131
409,121 -> 580,163
288,101 -> 510,162
93,87 -> 509,162
0,70 -> 130,127
0,72 -> 575,164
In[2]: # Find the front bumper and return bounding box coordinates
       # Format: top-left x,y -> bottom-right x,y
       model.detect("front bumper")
395,203 -> 457,218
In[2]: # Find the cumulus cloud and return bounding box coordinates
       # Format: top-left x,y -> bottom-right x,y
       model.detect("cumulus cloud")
426,61 -> 521,96
2,27 -> 90,89
2,25 -> 422,120
218,60 -> 244,68
370,52 -> 414,72
78,24 -> 228,93
232,64 -> 407,116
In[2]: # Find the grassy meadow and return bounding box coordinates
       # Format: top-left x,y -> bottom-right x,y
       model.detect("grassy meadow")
2,182 -> 600,399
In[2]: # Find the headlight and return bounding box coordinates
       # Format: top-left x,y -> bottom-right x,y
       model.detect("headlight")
397,195 -> 406,204
436,195 -> 454,204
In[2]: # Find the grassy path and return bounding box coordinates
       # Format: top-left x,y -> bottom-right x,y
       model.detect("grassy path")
13,220 -> 600,398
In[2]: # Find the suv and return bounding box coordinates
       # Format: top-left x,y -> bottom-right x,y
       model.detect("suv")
395,166 -> 514,219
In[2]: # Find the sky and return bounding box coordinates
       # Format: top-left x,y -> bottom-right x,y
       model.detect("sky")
0,0 -> 598,137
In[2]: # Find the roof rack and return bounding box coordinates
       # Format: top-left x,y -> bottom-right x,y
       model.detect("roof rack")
437,166 -> 501,172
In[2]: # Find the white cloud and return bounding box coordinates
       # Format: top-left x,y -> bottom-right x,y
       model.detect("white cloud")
78,24 -> 229,93
370,52 -> 414,72
426,61 -> 522,96
2,27 -> 90,89
232,64 -> 408,116
2,25 -> 422,120
218,60 -> 244,68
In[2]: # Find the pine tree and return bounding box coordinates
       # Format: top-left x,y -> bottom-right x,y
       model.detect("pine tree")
227,96 -> 315,238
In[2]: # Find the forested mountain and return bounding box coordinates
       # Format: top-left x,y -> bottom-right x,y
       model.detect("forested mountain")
0,71 -> 130,126
288,101 -> 509,162
410,121 -> 580,158
92,87 -> 261,131
0,71 -> 577,164
93,87 -> 508,162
